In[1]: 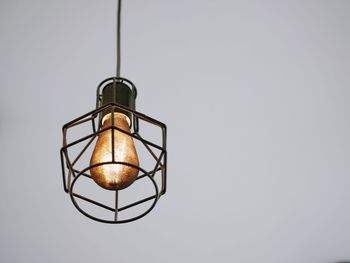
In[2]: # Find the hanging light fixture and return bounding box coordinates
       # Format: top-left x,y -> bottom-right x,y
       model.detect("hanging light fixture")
60,0 -> 167,223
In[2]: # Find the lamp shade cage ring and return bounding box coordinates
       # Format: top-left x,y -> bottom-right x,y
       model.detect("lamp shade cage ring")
69,161 -> 160,224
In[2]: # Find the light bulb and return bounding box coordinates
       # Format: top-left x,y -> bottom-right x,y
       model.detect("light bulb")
90,113 -> 139,190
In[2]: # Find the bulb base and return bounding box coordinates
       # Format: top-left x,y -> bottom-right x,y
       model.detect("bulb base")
101,80 -> 137,123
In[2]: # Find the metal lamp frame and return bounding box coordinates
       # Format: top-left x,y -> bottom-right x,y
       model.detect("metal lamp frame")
60,77 -> 167,224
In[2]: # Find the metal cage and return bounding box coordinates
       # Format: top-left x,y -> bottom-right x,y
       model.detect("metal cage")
60,78 -> 167,223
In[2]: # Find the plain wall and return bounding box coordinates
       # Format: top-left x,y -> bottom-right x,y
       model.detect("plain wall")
1,0 -> 350,262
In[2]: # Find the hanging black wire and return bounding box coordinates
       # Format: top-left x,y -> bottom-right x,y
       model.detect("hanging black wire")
116,0 -> 122,78
112,0 -> 122,105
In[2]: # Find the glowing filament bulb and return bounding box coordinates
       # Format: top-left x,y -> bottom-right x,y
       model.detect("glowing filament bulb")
90,113 -> 139,190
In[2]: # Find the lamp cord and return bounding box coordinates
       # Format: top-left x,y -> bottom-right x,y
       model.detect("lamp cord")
116,0 -> 122,78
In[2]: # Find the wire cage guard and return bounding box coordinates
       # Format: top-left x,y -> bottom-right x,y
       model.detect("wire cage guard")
60,77 -> 167,224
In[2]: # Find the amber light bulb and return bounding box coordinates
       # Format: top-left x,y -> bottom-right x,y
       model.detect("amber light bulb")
90,112 -> 139,190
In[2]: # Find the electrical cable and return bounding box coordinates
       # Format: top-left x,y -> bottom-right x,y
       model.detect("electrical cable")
116,0 -> 122,78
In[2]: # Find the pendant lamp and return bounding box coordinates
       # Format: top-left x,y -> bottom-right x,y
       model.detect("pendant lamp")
60,0 -> 167,223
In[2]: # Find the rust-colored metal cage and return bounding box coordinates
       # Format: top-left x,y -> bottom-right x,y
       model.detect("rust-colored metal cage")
60,77 -> 167,223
